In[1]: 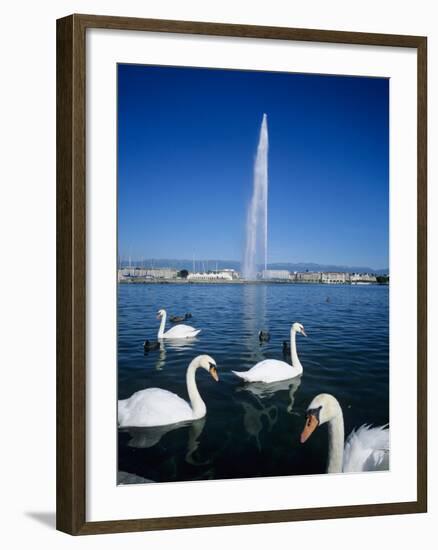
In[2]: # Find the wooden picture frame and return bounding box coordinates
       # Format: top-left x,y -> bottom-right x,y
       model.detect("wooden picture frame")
56,13 -> 427,535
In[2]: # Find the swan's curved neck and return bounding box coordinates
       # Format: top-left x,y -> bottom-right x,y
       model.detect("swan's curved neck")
157,311 -> 167,338
327,411 -> 345,473
186,359 -> 206,420
290,328 -> 303,373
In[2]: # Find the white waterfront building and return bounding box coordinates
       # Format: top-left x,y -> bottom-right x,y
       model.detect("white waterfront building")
262,269 -> 290,280
187,271 -> 233,282
294,272 -> 322,283
321,272 -> 348,284
350,272 -> 377,283
221,268 -> 240,279
119,267 -> 178,280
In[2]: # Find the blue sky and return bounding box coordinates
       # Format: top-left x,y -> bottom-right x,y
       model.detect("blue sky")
118,64 -> 389,269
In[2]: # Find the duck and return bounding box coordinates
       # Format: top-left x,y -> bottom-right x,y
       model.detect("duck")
282,340 -> 290,356
300,393 -> 389,473
156,309 -> 201,339
118,355 -> 219,427
143,339 -> 160,352
170,312 -> 192,323
258,330 -> 271,343
232,322 -> 307,383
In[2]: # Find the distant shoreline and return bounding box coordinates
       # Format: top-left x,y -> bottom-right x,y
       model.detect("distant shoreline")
118,279 -> 389,286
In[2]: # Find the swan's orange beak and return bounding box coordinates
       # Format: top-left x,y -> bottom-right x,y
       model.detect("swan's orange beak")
301,328 -> 307,337
300,413 -> 319,443
209,365 -> 219,382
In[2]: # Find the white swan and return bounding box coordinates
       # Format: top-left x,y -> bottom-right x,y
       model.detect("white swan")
300,393 -> 389,473
232,322 -> 307,383
156,308 -> 201,339
118,355 -> 218,427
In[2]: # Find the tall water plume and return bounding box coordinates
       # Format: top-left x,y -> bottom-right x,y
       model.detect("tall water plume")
242,114 -> 269,280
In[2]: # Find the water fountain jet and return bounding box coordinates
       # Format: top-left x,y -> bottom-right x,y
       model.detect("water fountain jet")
242,114 -> 269,280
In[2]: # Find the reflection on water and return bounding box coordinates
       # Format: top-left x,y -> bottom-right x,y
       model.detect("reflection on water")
185,417 -> 207,465
241,400 -> 277,451
242,284 -> 268,363
118,283 -> 389,483
148,338 -> 200,371
235,377 -> 301,451
239,377 -> 302,413
123,422 -> 189,449
122,417 -> 207,465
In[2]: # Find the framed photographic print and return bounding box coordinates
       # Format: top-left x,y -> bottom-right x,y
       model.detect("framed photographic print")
56,14 -> 427,535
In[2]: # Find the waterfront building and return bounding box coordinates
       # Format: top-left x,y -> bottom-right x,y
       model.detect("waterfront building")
147,268 -> 178,279
119,267 -> 147,277
118,267 -> 178,280
262,269 -> 290,280
350,272 -> 377,283
221,268 -> 240,279
187,271 -> 233,281
321,272 -> 347,284
295,272 -> 322,283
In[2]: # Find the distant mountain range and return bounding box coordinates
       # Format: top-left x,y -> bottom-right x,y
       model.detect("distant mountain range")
122,259 -> 389,275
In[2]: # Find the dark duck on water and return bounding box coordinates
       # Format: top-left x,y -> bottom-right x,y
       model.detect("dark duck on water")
169,313 -> 192,323
258,330 -> 270,343
143,339 -> 160,352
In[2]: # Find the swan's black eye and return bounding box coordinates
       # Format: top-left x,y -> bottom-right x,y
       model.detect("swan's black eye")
307,405 -> 322,422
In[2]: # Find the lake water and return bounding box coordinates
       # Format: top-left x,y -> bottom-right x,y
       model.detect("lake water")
118,283 -> 389,483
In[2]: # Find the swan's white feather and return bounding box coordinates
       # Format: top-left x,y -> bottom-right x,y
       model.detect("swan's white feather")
343,424 -> 389,472
118,388 -> 194,427
232,359 -> 301,383
162,324 -> 201,339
